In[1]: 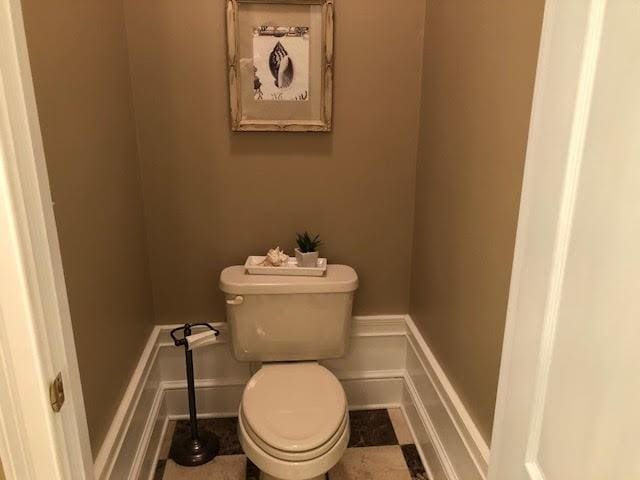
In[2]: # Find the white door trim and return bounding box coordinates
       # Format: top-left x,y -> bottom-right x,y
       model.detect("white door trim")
488,0 -> 608,478
523,2 -> 605,475
0,0 -> 93,478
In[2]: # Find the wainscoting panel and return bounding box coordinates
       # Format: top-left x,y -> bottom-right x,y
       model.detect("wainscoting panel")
93,331 -> 163,480
403,319 -> 489,480
95,316 -> 489,480
133,394 -> 167,480
163,382 -> 245,419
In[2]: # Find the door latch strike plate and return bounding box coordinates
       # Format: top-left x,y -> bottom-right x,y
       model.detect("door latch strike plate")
50,372 -> 65,412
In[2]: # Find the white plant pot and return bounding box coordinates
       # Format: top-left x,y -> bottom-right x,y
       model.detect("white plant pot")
295,248 -> 319,268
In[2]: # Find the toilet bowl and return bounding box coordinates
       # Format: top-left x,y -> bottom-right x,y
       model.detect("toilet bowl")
219,264 -> 359,480
238,362 -> 349,480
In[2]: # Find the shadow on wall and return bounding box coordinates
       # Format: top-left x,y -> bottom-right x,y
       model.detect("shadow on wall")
409,0 -> 545,444
229,131 -> 334,157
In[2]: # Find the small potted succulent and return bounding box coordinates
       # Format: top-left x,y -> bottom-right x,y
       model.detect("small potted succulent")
295,231 -> 322,267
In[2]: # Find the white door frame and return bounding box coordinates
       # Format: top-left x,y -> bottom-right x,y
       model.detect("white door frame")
1,0 -> 618,477
0,0 -> 93,478
489,0 -> 610,478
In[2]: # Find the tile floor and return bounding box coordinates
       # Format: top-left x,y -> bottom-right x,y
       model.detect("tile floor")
154,408 -> 428,480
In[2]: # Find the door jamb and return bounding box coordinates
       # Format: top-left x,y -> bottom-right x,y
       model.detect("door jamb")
488,0 -> 606,477
0,0 -> 93,478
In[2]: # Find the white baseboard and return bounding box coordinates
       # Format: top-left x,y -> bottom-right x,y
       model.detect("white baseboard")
94,315 -> 489,480
403,315 -> 489,480
93,328 -> 163,480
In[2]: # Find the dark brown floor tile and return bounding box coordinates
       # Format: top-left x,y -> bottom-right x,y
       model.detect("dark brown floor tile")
153,459 -> 167,480
401,444 -> 428,480
245,458 -> 260,480
348,409 -> 399,448
172,417 -> 243,457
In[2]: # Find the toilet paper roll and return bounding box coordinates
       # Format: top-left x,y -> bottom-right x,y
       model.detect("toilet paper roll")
185,330 -> 219,351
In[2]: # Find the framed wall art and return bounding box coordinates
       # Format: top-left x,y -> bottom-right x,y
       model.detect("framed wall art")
226,0 -> 334,132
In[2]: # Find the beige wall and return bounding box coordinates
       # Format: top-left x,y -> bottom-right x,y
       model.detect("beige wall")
20,0 -> 544,455
21,1 -> 155,456
410,1 -> 544,442
123,0 -> 426,323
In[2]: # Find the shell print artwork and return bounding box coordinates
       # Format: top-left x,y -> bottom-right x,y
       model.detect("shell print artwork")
269,41 -> 294,88
252,25 -> 309,101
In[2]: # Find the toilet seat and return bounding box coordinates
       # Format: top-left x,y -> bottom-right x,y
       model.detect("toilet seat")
240,362 -> 347,461
241,405 -> 348,462
238,408 -> 350,480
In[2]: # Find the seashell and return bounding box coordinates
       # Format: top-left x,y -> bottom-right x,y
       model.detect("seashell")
262,247 -> 290,267
269,41 -> 294,88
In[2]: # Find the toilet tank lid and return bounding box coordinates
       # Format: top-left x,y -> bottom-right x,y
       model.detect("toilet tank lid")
219,265 -> 358,295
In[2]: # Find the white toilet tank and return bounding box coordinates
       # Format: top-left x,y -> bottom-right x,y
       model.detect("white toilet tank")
219,265 -> 358,362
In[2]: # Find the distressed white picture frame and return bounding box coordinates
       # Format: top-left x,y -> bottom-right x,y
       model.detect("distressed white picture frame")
226,0 -> 334,132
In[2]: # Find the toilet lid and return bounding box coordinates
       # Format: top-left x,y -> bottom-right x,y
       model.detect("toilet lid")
241,362 -> 347,453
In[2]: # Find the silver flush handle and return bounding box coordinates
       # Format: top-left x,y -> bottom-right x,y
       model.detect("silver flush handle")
226,295 -> 244,306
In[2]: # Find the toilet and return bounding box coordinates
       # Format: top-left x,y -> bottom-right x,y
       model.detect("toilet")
219,264 -> 358,480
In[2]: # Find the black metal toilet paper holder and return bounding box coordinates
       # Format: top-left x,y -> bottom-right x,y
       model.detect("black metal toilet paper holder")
169,323 -> 221,467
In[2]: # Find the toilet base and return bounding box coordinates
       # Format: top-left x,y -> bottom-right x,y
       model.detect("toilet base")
260,473 -> 324,480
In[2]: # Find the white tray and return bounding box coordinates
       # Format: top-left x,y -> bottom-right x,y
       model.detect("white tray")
244,256 -> 327,276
